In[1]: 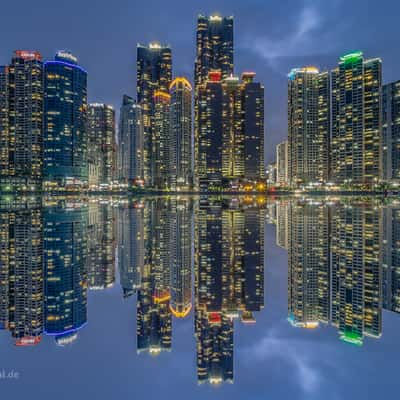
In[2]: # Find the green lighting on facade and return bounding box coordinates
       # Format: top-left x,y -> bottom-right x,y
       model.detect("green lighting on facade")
339,331 -> 363,346
339,51 -> 363,64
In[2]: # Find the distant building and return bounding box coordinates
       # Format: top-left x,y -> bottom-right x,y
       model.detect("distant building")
44,51 -> 88,190
118,95 -> 144,185
382,80 -> 400,184
276,140 -> 288,186
88,103 -> 116,189
266,162 -> 277,186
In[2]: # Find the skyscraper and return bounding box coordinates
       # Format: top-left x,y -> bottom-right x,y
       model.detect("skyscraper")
137,43 -> 172,185
5,51 -> 43,191
151,90 -> 171,189
117,95 -> 144,185
197,72 -> 264,190
194,15 -> 234,187
169,198 -> 193,318
44,51 -> 88,190
88,103 -> 116,189
331,201 -> 382,344
331,52 -> 382,187
44,202 -> 88,345
288,67 -> 329,187
116,201 -> 144,298
169,77 -> 193,190
382,80 -> 400,184
276,140 -> 289,187
194,15 -> 234,89
287,201 -> 330,328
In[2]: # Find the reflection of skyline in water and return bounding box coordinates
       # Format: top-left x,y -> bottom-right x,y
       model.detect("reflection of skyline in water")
0,196 -> 399,385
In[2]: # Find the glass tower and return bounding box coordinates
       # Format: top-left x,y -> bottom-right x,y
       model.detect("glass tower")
44,51 -> 88,190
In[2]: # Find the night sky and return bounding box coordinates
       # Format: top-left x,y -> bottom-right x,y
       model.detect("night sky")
1,0 -> 399,163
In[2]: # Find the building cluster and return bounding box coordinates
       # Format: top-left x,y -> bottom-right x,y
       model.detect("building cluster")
270,198 -> 400,345
269,52 -> 400,190
0,195 -> 265,385
0,14 -> 265,192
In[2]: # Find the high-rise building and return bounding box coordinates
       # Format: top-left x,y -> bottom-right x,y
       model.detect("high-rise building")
197,72 -> 264,190
44,51 -> 88,190
331,52 -> 382,187
194,15 -> 234,90
288,201 -> 330,328
137,43 -> 172,185
4,51 -> 43,191
194,198 -> 264,383
151,91 -> 171,189
331,202 -> 382,344
194,15 -> 234,188
169,77 -> 193,189
382,80 -> 400,184
381,203 -> 400,313
276,140 -> 289,187
87,201 -> 115,290
44,202 -> 88,345
288,67 -> 329,187
117,95 -> 144,185
2,201 -> 44,345
116,201 -> 144,298
169,198 -> 193,318
88,103 -> 116,189
266,162 -> 277,186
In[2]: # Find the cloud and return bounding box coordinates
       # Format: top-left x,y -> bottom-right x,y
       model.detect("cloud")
239,2 -> 337,72
239,322 -> 337,395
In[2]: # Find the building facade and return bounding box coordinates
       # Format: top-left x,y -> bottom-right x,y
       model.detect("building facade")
118,95 -> 144,185
44,51 -> 88,190
137,43 -> 172,185
288,67 -> 329,187
382,80 -> 400,184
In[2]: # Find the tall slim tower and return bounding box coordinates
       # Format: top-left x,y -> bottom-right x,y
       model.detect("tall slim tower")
276,140 -> 289,186
44,51 -> 88,190
194,15 -> 234,187
7,51 -> 43,191
88,104 -> 116,188
152,90 -> 171,189
137,43 -> 172,185
288,67 -> 330,187
331,52 -> 382,186
169,77 -> 193,189
118,95 -> 144,185
382,80 -> 400,184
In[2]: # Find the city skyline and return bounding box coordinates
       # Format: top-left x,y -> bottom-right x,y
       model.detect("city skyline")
2,1 -> 399,165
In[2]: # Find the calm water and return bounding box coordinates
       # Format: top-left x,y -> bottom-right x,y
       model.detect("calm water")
0,196 -> 399,400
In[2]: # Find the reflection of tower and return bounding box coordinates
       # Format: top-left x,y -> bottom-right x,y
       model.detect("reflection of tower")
276,200 -> 289,249
170,198 -> 193,318
0,199 -> 43,345
137,198 -> 171,355
116,201 -> 144,298
194,197 -> 264,384
44,202 -> 88,345
382,203 -> 400,313
288,201 -> 330,328
87,201 -> 115,290
331,202 -> 382,345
